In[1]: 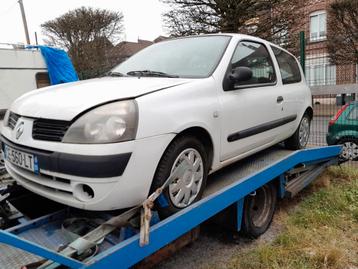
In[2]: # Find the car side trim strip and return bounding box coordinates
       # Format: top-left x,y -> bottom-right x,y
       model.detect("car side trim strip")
227,114 -> 297,142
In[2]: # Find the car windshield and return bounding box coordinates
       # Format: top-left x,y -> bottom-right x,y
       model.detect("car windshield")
112,35 -> 231,78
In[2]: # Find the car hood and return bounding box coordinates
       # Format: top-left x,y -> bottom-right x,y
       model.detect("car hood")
11,77 -> 191,121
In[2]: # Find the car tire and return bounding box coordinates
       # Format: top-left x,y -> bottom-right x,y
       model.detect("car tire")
241,183 -> 277,238
338,138 -> 358,161
285,113 -> 311,150
151,135 -> 209,219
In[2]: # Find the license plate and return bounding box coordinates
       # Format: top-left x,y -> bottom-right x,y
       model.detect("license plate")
4,145 -> 38,173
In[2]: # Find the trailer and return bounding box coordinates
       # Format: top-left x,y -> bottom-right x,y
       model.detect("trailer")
0,145 -> 341,269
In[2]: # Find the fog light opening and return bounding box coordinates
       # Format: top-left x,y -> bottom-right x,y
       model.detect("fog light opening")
82,184 -> 94,199
74,184 -> 95,202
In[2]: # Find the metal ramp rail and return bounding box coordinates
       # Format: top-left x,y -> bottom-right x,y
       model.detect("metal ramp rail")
0,145 -> 342,269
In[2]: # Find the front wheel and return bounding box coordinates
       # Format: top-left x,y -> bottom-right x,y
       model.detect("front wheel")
151,136 -> 208,219
285,113 -> 311,150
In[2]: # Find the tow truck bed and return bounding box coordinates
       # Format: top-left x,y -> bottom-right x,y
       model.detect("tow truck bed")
0,145 -> 341,269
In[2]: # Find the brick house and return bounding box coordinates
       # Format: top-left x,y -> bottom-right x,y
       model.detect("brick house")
300,0 -> 357,87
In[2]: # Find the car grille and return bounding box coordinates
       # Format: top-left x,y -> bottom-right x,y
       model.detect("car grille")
32,119 -> 71,142
8,112 -> 20,130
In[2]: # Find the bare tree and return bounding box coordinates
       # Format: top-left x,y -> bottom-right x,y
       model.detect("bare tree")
42,7 -> 124,79
327,0 -> 358,64
162,0 -> 305,51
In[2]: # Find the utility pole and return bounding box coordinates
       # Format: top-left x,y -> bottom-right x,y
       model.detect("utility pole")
18,0 -> 30,45
34,32 -> 38,45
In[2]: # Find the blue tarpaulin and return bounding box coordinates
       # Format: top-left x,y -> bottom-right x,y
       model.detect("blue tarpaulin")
27,46 -> 79,85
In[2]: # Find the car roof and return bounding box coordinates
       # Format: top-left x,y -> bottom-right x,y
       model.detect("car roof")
194,33 -> 271,44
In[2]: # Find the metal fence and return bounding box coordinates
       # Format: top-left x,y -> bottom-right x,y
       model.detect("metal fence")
300,33 -> 358,164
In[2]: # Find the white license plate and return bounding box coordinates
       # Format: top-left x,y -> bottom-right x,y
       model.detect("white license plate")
4,145 -> 38,173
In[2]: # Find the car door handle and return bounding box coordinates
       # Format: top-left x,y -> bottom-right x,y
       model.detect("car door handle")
277,96 -> 284,103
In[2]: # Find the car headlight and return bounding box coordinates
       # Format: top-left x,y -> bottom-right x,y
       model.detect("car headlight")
63,100 -> 138,144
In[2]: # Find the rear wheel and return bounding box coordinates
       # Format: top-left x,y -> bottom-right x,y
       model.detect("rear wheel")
241,183 -> 277,238
151,136 -> 208,219
339,138 -> 358,161
285,113 -> 311,150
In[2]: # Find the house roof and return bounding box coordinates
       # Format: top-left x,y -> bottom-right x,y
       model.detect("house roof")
154,36 -> 169,43
112,39 -> 153,59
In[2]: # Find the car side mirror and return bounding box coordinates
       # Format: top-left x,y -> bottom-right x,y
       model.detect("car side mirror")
223,66 -> 253,91
229,66 -> 253,84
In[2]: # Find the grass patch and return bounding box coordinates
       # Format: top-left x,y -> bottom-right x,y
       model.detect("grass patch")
228,166 -> 358,269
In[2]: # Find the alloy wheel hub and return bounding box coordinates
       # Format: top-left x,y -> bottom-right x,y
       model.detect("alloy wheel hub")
342,142 -> 358,160
168,148 -> 204,208
299,117 -> 310,147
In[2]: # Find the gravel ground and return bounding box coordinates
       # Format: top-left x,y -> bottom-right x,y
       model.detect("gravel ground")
156,193 -> 309,269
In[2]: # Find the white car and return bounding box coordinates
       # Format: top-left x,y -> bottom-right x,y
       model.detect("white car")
1,34 -> 312,217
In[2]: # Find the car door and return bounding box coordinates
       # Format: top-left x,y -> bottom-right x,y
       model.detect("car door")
219,40 -> 284,161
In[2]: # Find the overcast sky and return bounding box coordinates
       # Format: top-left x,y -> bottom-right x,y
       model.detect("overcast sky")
0,0 -> 168,45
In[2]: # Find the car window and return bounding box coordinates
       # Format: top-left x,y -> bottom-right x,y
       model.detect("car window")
347,106 -> 358,120
271,46 -> 302,84
230,41 -> 276,86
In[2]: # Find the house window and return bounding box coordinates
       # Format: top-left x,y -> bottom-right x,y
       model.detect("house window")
310,11 -> 327,41
306,56 -> 336,86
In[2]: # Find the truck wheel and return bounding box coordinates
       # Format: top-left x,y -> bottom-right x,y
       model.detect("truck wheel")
241,183 -> 277,238
151,136 -> 208,219
339,138 -> 358,161
285,113 -> 311,150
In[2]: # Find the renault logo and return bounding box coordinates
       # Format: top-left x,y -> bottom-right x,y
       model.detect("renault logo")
15,122 -> 25,140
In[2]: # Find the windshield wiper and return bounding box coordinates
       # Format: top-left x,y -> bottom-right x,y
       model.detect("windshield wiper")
127,70 -> 179,78
105,71 -> 126,77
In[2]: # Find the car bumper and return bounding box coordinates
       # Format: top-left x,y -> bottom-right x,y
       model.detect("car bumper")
1,132 -> 175,211
1,136 -> 132,178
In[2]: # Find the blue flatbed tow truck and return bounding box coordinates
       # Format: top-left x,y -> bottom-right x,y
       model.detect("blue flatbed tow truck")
0,145 -> 342,269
